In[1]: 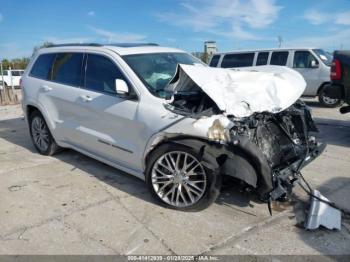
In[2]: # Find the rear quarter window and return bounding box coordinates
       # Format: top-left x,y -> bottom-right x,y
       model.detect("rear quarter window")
209,55 -> 220,67
30,54 -> 56,80
221,53 -> 254,68
270,51 -> 289,66
11,71 -> 21,76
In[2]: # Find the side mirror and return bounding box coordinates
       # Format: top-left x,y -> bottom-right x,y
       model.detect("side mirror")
311,60 -> 319,68
115,79 -> 129,97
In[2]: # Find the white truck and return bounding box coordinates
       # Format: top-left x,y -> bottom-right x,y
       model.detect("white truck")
1,69 -> 24,88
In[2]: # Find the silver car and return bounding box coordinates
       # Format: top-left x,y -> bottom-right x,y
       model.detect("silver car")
21,43 -> 324,211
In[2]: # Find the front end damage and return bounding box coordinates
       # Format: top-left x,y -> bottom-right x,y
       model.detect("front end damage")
222,101 -> 325,201
158,64 -> 326,204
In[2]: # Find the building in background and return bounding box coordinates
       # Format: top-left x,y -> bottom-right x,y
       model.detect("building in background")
204,41 -> 217,63
192,41 -> 218,64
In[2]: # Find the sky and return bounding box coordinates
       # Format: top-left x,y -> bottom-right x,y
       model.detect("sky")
0,0 -> 350,59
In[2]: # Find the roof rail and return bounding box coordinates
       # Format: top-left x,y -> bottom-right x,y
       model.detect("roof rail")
45,43 -> 159,49
47,43 -> 103,48
107,43 -> 159,47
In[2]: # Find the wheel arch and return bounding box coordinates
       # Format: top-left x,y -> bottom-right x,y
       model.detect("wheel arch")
317,82 -> 331,95
144,135 -> 272,196
25,103 -> 57,137
26,104 -> 39,120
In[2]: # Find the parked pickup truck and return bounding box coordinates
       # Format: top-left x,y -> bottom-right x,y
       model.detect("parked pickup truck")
325,50 -> 350,114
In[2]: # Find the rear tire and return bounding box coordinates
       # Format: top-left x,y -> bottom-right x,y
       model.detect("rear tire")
29,111 -> 59,156
145,143 -> 221,211
318,88 -> 342,108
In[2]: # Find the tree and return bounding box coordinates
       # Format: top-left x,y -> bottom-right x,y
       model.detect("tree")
32,41 -> 54,57
1,59 -> 10,70
11,57 -> 30,69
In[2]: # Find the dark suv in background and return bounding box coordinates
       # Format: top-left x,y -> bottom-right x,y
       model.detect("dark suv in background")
325,50 -> 350,114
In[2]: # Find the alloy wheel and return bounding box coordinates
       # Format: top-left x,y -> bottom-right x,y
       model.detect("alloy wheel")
151,151 -> 207,208
322,95 -> 339,106
31,116 -> 50,152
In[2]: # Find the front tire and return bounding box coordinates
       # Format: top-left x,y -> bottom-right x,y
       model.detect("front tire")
29,111 -> 59,156
318,88 -> 342,108
146,144 -> 221,211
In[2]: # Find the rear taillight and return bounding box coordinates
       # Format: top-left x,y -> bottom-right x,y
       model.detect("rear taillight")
331,59 -> 341,81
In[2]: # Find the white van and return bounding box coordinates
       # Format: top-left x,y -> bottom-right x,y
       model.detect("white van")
1,69 -> 25,87
209,48 -> 339,107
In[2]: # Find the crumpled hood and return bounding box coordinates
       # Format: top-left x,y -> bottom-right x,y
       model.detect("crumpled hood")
168,64 -> 306,118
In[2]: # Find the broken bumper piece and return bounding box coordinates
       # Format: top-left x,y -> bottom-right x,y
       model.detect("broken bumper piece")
270,142 -> 326,201
305,189 -> 341,230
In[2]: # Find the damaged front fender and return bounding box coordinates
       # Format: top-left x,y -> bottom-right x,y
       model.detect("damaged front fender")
144,133 -> 273,198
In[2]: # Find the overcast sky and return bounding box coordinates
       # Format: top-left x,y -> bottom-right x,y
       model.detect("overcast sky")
0,0 -> 350,58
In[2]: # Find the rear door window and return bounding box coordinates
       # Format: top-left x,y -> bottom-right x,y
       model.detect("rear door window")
270,51 -> 289,66
30,54 -> 56,80
51,53 -> 84,86
209,55 -> 220,67
256,52 -> 269,66
84,54 -> 127,94
221,53 -> 254,68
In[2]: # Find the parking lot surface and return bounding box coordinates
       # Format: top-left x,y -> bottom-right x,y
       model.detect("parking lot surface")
0,100 -> 350,255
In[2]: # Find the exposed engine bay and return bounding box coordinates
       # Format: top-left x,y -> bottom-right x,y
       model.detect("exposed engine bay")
163,64 -> 326,202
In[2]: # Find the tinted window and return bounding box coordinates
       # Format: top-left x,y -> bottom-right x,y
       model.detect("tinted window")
11,71 -> 22,76
221,53 -> 254,68
256,52 -> 269,66
30,54 -> 56,80
209,55 -> 220,67
85,54 -> 126,94
51,53 -> 84,86
293,51 -> 318,68
123,52 -> 202,98
3,70 -> 8,76
270,51 -> 289,66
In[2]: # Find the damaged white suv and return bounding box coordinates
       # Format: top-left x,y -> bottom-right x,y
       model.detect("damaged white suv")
21,43 -> 325,210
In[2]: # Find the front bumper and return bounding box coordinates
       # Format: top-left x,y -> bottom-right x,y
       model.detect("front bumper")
270,142 -> 326,200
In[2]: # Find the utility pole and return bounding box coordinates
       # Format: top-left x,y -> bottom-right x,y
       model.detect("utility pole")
9,66 -> 15,93
277,36 -> 283,48
0,60 -> 4,91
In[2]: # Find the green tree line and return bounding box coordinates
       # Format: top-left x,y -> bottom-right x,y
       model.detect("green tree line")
1,41 -> 54,70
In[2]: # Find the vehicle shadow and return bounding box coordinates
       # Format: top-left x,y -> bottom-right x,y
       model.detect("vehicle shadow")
0,117 -> 262,210
314,117 -> 350,148
0,117 -> 153,204
303,100 -> 325,108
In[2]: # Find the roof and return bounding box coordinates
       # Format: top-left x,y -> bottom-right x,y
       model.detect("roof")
214,47 -> 319,55
40,43 -> 185,56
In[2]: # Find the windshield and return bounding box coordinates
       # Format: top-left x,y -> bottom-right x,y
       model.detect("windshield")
123,52 -> 205,98
313,49 -> 332,66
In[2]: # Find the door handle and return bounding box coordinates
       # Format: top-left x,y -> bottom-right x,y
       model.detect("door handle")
41,85 -> 52,92
80,95 -> 93,102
